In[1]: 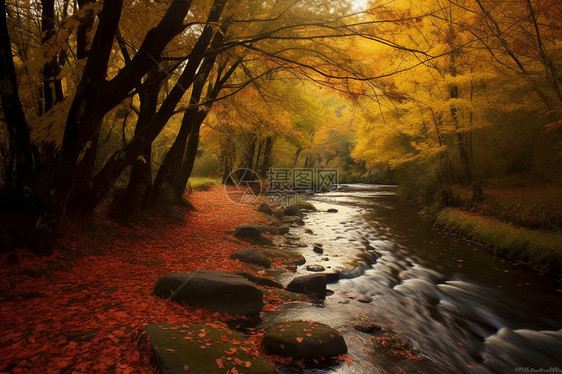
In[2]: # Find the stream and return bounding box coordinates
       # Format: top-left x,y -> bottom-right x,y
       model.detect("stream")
260,184 -> 562,374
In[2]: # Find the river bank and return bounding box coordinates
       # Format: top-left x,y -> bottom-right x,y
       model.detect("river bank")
0,186 -> 361,373
430,185 -> 562,275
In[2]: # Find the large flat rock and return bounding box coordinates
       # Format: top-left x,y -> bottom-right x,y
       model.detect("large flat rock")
154,271 -> 263,315
143,323 -> 275,374
230,249 -> 272,268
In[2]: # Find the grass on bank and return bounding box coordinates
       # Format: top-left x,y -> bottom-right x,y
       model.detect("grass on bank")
186,177 -> 222,192
435,208 -> 562,274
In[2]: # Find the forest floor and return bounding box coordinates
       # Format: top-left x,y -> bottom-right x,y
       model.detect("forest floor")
0,186 -> 293,373
435,184 -> 562,274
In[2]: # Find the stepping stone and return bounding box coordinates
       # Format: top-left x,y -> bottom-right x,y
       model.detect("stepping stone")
306,264 -> 325,272
313,246 -> 324,254
262,320 -> 347,360
284,205 -> 302,217
286,274 -> 326,298
143,323 -> 274,374
154,271 -> 263,315
327,208 -> 338,213
230,249 -> 272,268
353,322 -> 382,334
233,224 -> 273,245
258,203 -> 273,215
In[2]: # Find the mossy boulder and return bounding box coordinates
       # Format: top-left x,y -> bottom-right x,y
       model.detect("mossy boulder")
233,224 -> 274,245
230,249 -> 272,268
154,271 -> 263,315
143,323 -> 275,374
262,320 -> 347,360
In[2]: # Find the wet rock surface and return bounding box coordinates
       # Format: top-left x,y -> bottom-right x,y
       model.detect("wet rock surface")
262,320 -> 347,360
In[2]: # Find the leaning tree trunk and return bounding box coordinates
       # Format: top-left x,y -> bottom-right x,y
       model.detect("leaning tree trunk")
121,68 -> 166,217
171,112 -> 205,194
84,0 -> 227,213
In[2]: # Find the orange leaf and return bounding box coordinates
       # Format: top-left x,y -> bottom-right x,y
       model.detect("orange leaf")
245,361 -> 251,368
183,365 -> 189,371
296,337 -> 303,343
216,358 -> 224,368
225,348 -> 237,355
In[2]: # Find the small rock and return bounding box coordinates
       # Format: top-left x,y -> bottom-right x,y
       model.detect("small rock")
306,264 -> 325,272
285,264 -> 297,272
278,225 -> 290,235
327,208 -> 338,213
234,224 -> 273,245
262,321 -> 347,360
357,297 -> 372,304
284,205 -> 302,217
305,228 -> 314,234
353,323 -> 382,334
313,246 -> 324,254
258,203 -> 273,215
230,249 -> 272,268
286,274 -> 326,298
321,257 -> 329,261
313,242 -> 323,247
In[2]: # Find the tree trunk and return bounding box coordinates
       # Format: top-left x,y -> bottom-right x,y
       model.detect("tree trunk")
30,0 -> 124,255
122,68 -> 166,216
260,136 -> 274,177
254,140 -> 263,172
171,118 -> 203,193
0,0 -> 35,200
149,23 -> 228,201
85,0 -> 228,212
76,0 -> 95,59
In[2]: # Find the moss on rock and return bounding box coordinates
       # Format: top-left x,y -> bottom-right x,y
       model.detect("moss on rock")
143,323 -> 275,374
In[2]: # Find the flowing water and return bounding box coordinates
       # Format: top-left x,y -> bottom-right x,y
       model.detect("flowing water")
260,184 -> 562,374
